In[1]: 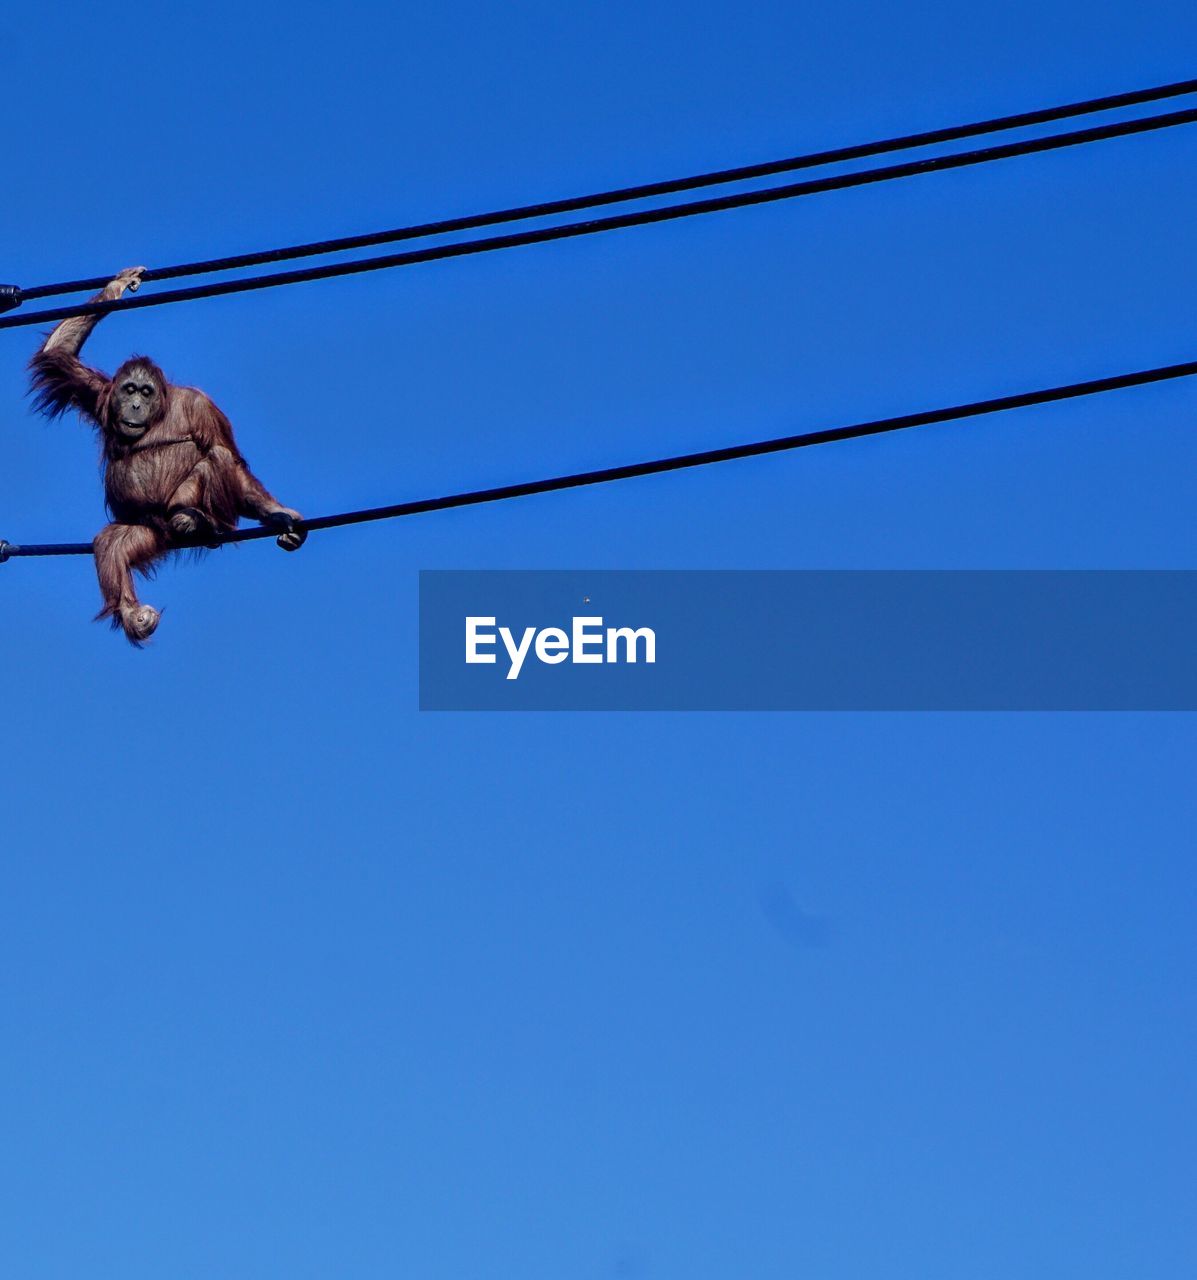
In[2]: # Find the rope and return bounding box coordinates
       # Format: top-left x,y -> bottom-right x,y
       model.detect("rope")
3,103 -> 1196,330
4,353 -> 1194,561
8,75 -> 1197,309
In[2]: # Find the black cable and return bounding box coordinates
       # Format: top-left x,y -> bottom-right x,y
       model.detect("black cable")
9,74 -> 1197,308
4,354 -> 1194,561
3,103 -> 1197,331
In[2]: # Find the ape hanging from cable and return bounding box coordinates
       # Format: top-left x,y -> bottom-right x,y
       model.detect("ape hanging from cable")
28,267 -> 305,644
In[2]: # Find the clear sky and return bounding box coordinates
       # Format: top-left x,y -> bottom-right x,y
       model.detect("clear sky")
2,3 -> 1195,1276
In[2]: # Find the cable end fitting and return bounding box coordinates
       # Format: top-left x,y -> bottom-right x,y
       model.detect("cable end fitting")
0,541 -> 12,564
0,286 -> 22,314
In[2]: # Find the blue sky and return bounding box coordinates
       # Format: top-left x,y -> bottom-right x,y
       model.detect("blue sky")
2,2 -> 1196,1276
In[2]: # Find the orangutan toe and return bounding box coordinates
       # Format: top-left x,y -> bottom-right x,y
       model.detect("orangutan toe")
121,604 -> 161,644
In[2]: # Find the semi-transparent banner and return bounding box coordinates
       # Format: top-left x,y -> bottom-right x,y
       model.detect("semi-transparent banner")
418,570 -> 1197,711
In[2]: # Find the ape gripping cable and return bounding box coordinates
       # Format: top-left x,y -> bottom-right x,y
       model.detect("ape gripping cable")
4,354 -> 1196,562
2,75 -> 1197,323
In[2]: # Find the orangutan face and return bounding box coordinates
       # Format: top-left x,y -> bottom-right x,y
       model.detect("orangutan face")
112,365 -> 161,439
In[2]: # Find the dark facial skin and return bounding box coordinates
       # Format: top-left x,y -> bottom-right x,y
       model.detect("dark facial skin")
112,367 -> 160,439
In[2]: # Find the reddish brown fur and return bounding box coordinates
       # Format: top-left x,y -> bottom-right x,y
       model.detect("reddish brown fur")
29,343 -> 300,644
